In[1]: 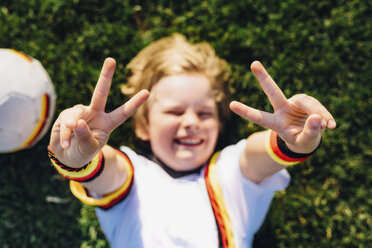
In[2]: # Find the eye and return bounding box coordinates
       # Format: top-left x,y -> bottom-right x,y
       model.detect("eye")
198,111 -> 214,119
165,109 -> 184,116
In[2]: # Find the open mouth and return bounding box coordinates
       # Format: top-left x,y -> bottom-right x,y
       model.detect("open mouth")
174,138 -> 203,146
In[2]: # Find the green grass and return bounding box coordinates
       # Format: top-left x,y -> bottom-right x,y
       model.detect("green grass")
0,136 -> 108,247
1,0 -> 371,247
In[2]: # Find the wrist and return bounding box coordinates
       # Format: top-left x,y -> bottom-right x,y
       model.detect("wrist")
48,146 -> 105,182
265,130 -> 320,166
277,135 -> 321,157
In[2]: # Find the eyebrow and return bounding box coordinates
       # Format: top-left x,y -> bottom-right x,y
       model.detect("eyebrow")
161,100 -> 216,108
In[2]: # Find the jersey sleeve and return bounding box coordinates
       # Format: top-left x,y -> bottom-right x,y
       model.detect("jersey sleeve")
69,149 -> 134,210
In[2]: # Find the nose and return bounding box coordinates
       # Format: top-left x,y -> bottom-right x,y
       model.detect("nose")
181,110 -> 200,129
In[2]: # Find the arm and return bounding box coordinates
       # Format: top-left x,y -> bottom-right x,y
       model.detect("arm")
49,58 -> 149,194
81,145 -> 129,195
238,130 -> 285,183
230,61 -> 336,183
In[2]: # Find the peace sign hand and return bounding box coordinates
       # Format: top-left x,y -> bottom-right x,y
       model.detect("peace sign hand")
49,58 -> 149,167
230,61 -> 336,154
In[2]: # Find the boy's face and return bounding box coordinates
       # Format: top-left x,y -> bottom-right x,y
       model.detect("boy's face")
139,73 -> 219,171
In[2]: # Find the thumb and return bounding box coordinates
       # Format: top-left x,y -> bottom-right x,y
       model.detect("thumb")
295,114 -> 322,152
74,119 -> 100,156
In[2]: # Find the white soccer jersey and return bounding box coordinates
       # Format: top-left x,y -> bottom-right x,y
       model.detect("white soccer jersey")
73,140 -> 290,248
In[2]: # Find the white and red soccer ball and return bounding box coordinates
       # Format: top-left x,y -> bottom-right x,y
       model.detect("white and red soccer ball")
0,49 -> 56,153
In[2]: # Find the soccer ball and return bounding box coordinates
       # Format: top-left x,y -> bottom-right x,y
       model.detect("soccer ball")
0,49 -> 56,153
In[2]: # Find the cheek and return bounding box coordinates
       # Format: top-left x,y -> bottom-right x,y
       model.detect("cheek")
148,115 -> 178,139
205,120 -> 219,141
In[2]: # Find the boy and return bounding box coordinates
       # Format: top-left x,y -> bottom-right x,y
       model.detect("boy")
48,34 -> 336,247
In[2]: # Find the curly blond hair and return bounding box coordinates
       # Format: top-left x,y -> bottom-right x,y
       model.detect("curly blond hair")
121,33 -> 231,137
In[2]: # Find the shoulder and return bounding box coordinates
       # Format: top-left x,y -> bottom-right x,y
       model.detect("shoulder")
215,139 -> 290,192
119,146 -> 152,168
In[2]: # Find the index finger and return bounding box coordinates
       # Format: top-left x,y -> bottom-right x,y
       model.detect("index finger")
251,61 -> 288,111
90,58 -> 116,111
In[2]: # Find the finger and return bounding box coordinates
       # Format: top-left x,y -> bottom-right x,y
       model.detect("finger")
295,114 -> 322,152
327,119 -> 336,129
251,61 -> 288,110
60,120 -> 73,149
230,101 -> 275,129
50,119 -> 63,151
288,94 -> 336,129
90,58 -> 116,111
74,119 -> 100,155
59,106 -> 86,149
108,89 -> 150,130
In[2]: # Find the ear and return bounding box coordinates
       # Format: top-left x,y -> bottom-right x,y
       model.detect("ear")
135,122 -> 150,141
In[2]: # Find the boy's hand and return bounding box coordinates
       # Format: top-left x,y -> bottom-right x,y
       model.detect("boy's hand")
230,61 -> 336,154
49,58 -> 149,167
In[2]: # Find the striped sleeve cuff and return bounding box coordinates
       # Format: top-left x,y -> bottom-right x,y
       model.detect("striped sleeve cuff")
69,149 -> 134,210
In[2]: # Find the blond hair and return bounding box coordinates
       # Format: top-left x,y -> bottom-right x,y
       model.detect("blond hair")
121,33 -> 231,137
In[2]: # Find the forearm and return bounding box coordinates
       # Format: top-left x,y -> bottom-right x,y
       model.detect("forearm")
81,145 -> 128,195
239,130 -> 285,184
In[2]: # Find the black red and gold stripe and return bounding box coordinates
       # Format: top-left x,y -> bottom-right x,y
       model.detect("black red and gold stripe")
69,149 -> 134,210
266,130 -> 311,166
205,152 -> 235,248
48,147 -> 104,182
